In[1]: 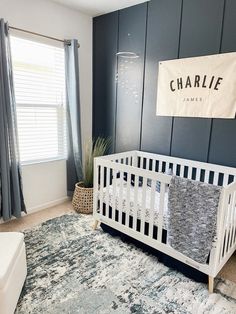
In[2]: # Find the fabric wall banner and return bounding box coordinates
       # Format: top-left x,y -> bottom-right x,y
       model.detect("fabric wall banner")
156,52 -> 236,118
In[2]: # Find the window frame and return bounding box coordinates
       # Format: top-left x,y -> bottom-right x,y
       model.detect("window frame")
11,35 -> 67,165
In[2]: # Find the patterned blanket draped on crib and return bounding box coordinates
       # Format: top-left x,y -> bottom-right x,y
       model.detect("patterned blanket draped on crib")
167,176 -> 222,264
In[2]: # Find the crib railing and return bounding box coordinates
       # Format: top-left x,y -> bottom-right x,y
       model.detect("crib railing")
100,151 -> 236,186
94,156 -> 170,236
93,151 -> 236,278
214,181 -> 236,274
135,151 -> 236,186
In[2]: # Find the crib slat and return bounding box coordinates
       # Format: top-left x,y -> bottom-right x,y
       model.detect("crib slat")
204,170 -> 210,184
158,161 -> 163,173
105,167 -> 110,217
196,168 -> 201,181
231,193 -> 236,247
165,162 -> 170,173
224,197 -> 233,255
133,174 -> 139,231
125,172 -> 131,227
129,156 -> 132,165
228,192 -> 236,249
140,157 -> 143,169
99,166 -> 104,214
93,162 -> 99,215
219,221 -> 227,263
157,182 -> 165,242
173,163 -> 177,175
222,195 -> 231,259
146,159 -> 150,171
180,165 -> 184,178
223,174 -> 229,187
223,228 -> 230,258
140,178 -> 147,235
128,156 -> 131,166
149,179 -> 156,238
213,172 -> 219,186
151,159 -> 155,171
112,169 -> 117,220
118,171 -> 124,223
233,198 -> 236,245
187,167 -> 192,179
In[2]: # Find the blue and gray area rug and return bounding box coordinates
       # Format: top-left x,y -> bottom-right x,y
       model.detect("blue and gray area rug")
16,213 -> 236,313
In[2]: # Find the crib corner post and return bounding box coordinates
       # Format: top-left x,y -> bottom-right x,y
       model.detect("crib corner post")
208,276 -> 214,293
92,220 -> 99,230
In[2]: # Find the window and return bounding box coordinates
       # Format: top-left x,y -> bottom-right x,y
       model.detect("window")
11,36 -> 67,164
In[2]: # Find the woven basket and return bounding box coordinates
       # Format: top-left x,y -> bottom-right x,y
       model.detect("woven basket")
72,182 -> 93,214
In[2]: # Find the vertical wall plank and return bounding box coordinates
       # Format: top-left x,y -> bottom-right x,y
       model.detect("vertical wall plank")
209,120 -> 236,167
141,0 -> 182,155
208,0 -> 236,167
115,3 -> 147,152
93,12 -> 118,151
170,0 -> 225,162
220,0 -> 236,53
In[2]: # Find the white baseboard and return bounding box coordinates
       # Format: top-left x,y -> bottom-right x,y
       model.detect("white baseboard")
0,197 -> 70,225
26,197 -> 70,214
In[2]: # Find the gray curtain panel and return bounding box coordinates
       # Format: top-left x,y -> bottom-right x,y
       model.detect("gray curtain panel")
64,39 -> 83,195
0,19 -> 26,221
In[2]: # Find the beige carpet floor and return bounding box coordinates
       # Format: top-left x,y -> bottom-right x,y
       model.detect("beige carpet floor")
0,201 -> 235,283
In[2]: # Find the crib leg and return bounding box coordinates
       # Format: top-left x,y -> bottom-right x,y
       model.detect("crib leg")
208,276 -> 214,293
93,220 -> 99,230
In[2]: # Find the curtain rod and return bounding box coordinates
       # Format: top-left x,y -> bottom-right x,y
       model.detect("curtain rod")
9,26 -> 80,48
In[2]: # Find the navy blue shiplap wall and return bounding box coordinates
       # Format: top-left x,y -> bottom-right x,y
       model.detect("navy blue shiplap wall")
93,0 -> 236,167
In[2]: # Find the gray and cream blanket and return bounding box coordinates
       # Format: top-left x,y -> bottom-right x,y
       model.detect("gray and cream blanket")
167,176 -> 222,264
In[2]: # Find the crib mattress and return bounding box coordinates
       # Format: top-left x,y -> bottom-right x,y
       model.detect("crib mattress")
99,178 -> 169,229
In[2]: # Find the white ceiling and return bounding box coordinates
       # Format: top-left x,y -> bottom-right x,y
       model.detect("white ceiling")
49,0 -> 149,16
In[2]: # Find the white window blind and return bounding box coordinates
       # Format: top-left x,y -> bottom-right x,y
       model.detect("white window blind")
10,36 -> 67,164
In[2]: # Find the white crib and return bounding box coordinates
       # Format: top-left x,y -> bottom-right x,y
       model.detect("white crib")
93,150 -> 236,292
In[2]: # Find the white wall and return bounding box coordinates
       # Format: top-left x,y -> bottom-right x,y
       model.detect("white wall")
0,0 -> 92,211
21,161 -> 67,212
